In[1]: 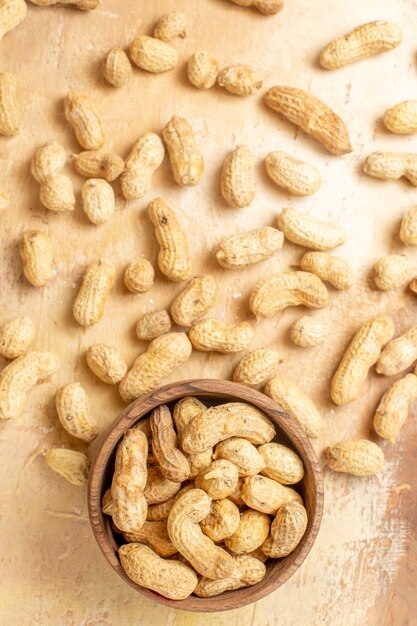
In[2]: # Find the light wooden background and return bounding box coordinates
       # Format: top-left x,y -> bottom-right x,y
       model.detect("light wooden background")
0,0 -> 416,624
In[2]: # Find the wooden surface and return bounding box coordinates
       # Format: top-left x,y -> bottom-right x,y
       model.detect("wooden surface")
0,0 -> 416,624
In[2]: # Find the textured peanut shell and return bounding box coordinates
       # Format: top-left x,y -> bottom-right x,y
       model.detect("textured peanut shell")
0,351 -> 59,420
374,254 -> 411,290
0,71 -> 19,135
258,442 -> 304,484
265,151 -> 322,196
170,275 -> 217,326
233,348 -> 280,386
364,152 -> 417,186
373,373 -> 417,442
265,86 -> 352,156
218,66 -> 262,96
32,140 -> 66,181
129,36 -> 178,73
242,475 -> 302,514
331,315 -> 395,405
384,100 -> 417,135
120,133 -> 164,200
400,206 -> 417,245
45,448 -> 89,486
119,332 -> 192,403
300,251 -> 354,290
290,315 -> 327,348
154,11 -> 187,42
226,0 -> 283,15
173,396 -> 206,441
376,324 -> 417,376
0,316 -> 35,359
325,439 -> 384,476
320,21 -> 402,70
250,271 -> 329,319
102,48 -> 132,87
195,554 -> 266,597
214,437 -> 265,476
278,208 -> 346,251
221,145 -> 255,208
124,259 -> 155,293
195,459 -> 239,499
20,230 -> 53,287
146,484 -> 193,521
73,259 -> 116,327
73,150 -> 124,182
86,344 -> 127,385
200,498 -> 240,542
55,383 -> 98,442
123,521 -> 177,557
228,478 -> 245,507
31,0 -> 99,8
147,197 -> 191,282
181,402 -> 275,454
162,116 -> 204,187
81,178 -> 115,225
262,501 -> 308,558
264,375 -> 323,438
189,319 -> 254,353
150,405 -> 190,482
225,510 -> 270,554
144,466 -> 181,505
187,52 -> 218,89
39,173 -> 75,212
119,543 -> 197,600
215,227 -> 283,269
64,91 -> 104,150
0,0 -> 27,41
136,310 -> 171,341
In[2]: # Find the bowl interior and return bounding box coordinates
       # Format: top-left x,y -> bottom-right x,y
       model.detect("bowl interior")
88,379 -> 324,612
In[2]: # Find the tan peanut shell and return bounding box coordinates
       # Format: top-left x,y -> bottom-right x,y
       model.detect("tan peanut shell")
124,259 -> 155,293
136,310 -> 171,341
320,21 -> 402,70
0,0 -> 27,41
150,405 -> 190,482
167,488 -> 235,579
102,48 -> 132,87
265,151 -> 322,196
226,0 -> 283,15
215,227 -> 284,269
162,116 -> 204,187
300,251 -> 354,290
31,0 -> 100,8
264,375 -> 323,438
81,178 -> 115,225
325,439 -> 384,476
129,36 -> 178,73
148,197 -> 191,282
331,315 -> 395,405
195,459 -> 239,499
262,501 -> 308,558
20,230 -> 53,287
119,543 -> 197,600
233,348 -> 280,386
195,554 -> 266,597
364,152 -> 417,186
111,430 -> 148,533
73,150 -> 124,182
221,145 -> 255,208
86,344 -> 127,384
0,351 -> 59,420
290,315 -> 327,348
31,142 -> 75,212
173,397 -> 206,442
200,498 -> 240,542
250,271 -> 329,319
120,133 -> 164,200
278,208 -> 346,251
400,206 -> 417,245
384,100 -> 417,135
258,442 -> 304,484
225,509 -> 270,554
73,259 -> 116,327
214,437 -> 265,476
228,478 -> 245,507
0,316 -> 35,359
218,66 -> 262,96
374,254 -> 411,290
45,448 -> 89,486
64,92 -> 104,151
55,383 -> 98,442
181,402 -> 275,454
242,475 -> 302,514
265,86 -> 352,156
187,52 -> 219,89
154,11 -> 187,42
144,466 -> 181,505
170,275 -> 217,326
376,324 -> 417,376
123,521 -> 177,557
373,373 -> 417,443
189,319 -> 254,353
146,484 -> 194,521
119,332 -> 192,403
0,71 -> 19,135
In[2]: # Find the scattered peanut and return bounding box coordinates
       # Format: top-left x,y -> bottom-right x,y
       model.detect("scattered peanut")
102,48 -> 132,87
130,35 -> 178,73
0,72 -> 19,136
195,459 -> 239,499
45,448 -> 89,486
31,142 -> 75,212
226,0 -> 283,15
384,100 -> 417,135
325,439 -> 384,476
242,475 -> 302,514
0,316 -> 35,359
195,554 -> 266,597
123,521 -> 177,558
170,275 -> 217,327
31,0 -> 100,8
278,208 -> 346,251
120,133 -> 164,200
258,442 -> 304,485
187,52 -> 219,89
376,324 -> 417,376
233,348 -> 280,386
400,206 -> 417,245
136,310 -> 171,341
64,92 -> 104,151
300,251 -> 353,290
0,0 -> 26,41
290,315 -> 327,348
215,226 -> 284,269
55,382 -> 98,442
144,466 -> 181,505
364,151 -> 417,186
81,178 -> 115,225
225,509 -> 270,553
265,151 -> 322,196
200,498 -> 240,542
189,319 -> 254,353
374,254 -> 412,290
373,373 -> 417,442
150,405 -> 190,482
20,230 -> 53,287
73,259 -> 116,327
218,66 -> 262,96
124,258 -> 155,293
221,145 -> 255,208
86,344 -> 127,385
262,501 -> 307,557
154,11 -> 187,42
214,437 -> 264,477
162,116 -> 204,187
73,150 -> 124,182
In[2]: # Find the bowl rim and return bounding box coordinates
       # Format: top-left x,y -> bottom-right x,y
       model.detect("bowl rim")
88,378 -> 324,612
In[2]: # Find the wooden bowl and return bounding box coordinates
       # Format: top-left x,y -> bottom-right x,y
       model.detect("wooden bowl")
88,379 -> 324,612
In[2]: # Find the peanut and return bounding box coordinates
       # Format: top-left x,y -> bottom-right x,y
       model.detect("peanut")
250,271 -> 329,319
45,448 -> 89,486
242,475 -> 302,514
376,324 -> 417,376
0,351 -> 59,420
167,488 -> 235,579
264,375 -> 323,438
262,501 -> 307,558
320,21 -> 402,70
136,310 -> 171,341
170,275 -> 217,327
120,133 -> 164,200
124,258 -> 155,293
0,0 -> 26,41
373,373 -> 417,443
31,142 -> 75,212
221,145 -> 255,208
31,0 -> 100,8
154,11 -> 187,42
146,484 -> 193,521
258,442 -> 304,485
331,315 -> 395,405
86,344 -> 127,384
265,86 -> 352,156
64,92 -> 104,151
144,466 -> 181,505
278,208 -> 346,251
73,150 -> 124,182
20,230 -> 53,287
150,405 -> 190,483
181,402 -> 275,454
233,348 -> 280,386
187,52 -> 219,89
265,151 -> 322,196
102,48 -> 132,87
173,397 -> 212,478
119,332 -> 192,403
119,543 -> 197,600
0,72 -> 19,136
225,509 -> 270,553
374,254 -> 412,290
226,0 -> 283,15
162,116 -> 204,187
123,521 -> 177,558
290,315 -> 327,348
81,178 -> 115,225
111,430 -> 148,533
300,251 -> 354,290
0,316 -> 35,359
400,206 -> 417,245
189,319 -> 254,353
73,259 -> 116,327
325,439 -> 384,476
215,226 -> 283,269
364,151 -> 417,186
147,197 -> 191,282
200,498 -> 240,542
218,66 -> 262,96
214,438 -> 264,476
55,382 -> 97,442
384,100 -> 417,135
102,488 -> 113,516
195,459 -> 239,499
0,189 -> 9,211
195,554 -> 266,597
129,36 -> 178,73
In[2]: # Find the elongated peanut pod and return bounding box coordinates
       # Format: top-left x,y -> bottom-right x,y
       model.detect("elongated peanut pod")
0,316 -> 35,359
374,254 -> 411,290
73,259 -> 116,327
376,324 -> 417,376
325,439 -> 384,476
218,66 -> 262,96
120,133 -> 164,200
150,404 -> 190,482
384,100 -> 417,135
195,554 -> 266,597
45,448 -> 89,486
0,72 -> 19,136
278,208 -> 346,251
73,150 -> 124,182
299,251 -> 354,289
64,92 -> 104,150
189,319 -> 254,353
262,501 -> 307,558
373,373 -> 417,442
364,152 -> 417,186
129,36 -> 178,73
55,383 -> 98,442
20,230 -> 53,287
400,206 -> 417,245
265,151 -> 322,196
215,226 -> 283,269
0,0 -> 27,41
233,348 -> 280,386
221,145 -> 255,208
31,142 -> 75,212
162,116 -> 204,187
170,275 -> 217,326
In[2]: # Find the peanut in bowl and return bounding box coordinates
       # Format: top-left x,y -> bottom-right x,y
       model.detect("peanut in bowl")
88,379 -> 323,612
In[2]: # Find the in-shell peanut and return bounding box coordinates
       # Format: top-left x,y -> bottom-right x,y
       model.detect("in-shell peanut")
102,48 -> 132,87
31,142 -> 75,212
0,71 -> 19,136
64,92 -> 104,151
400,206 -> 417,245
154,11 -> 187,42
225,0 -> 283,15
373,373 -> 417,442
150,405 -> 190,483
278,208 -> 346,251
187,52 -> 219,89
364,152 -> 417,186
73,259 -> 116,327
144,466 -> 181,505
325,439 -> 384,476
376,324 -> 417,376
384,100 -> 417,135
173,396 -> 212,478
86,344 -> 127,384
242,475 -> 302,514
162,116 -> 204,187
300,251 -> 354,290
170,275 -> 217,327
136,310 -> 171,341
81,178 -> 115,225
45,448 -> 89,486
130,36 -> 178,73
73,150 -> 124,182
258,442 -> 304,485
20,230 -> 53,287
218,66 -> 262,96
120,133 -> 164,200
124,258 -> 155,293
55,382 -> 98,442
225,509 -> 270,553
221,145 -> 255,208
0,0 -> 27,42
189,319 -> 254,353
265,151 -> 322,196
233,348 -> 280,386
146,484 -> 192,521
123,521 -> 177,558
194,554 -> 266,597
290,315 -> 327,348
0,316 -> 35,359
374,254 -> 411,290
195,459 -> 239,499
215,226 -> 283,269
200,498 -> 240,542
214,437 -> 265,477
262,501 -> 307,557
